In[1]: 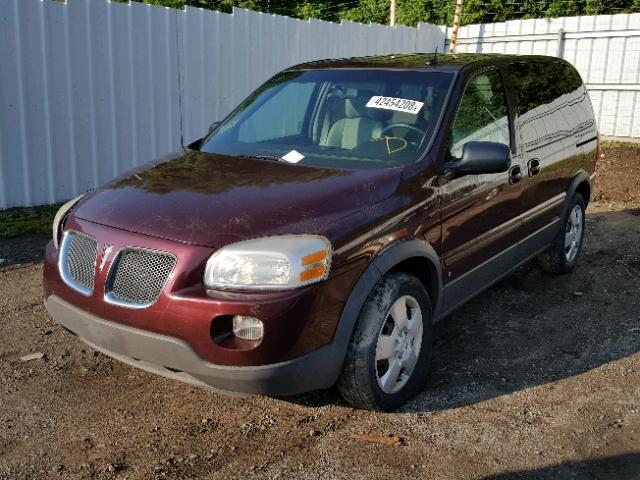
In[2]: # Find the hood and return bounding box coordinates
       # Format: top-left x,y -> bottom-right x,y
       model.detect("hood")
72,151 -> 401,247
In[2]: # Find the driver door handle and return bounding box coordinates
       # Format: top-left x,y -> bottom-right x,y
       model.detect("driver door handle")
509,165 -> 522,185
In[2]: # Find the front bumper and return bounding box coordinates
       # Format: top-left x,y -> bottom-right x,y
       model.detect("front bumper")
44,217 -> 364,367
45,294 -> 344,396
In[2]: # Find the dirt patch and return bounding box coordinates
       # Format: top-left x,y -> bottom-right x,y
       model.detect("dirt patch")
1,144 -> 639,479
592,142 -> 640,211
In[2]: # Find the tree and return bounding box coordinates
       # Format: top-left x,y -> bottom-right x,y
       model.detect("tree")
340,0 -> 389,24
142,0 -> 234,12
546,0 -> 585,18
396,0 -> 451,27
134,0 -> 640,26
296,2 -> 341,22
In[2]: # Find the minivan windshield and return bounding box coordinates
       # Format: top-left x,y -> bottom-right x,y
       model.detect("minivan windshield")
200,69 -> 454,169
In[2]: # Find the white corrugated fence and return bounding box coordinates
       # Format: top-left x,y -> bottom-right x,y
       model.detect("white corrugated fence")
1,1 -> 638,209
0,0 -> 443,209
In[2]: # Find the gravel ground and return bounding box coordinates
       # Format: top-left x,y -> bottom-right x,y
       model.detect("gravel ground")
1,144 -> 639,479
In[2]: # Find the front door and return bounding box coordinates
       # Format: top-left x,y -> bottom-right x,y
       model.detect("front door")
438,67 -> 526,313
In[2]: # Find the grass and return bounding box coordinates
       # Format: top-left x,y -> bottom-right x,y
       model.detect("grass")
0,203 -> 63,239
601,141 -> 640,151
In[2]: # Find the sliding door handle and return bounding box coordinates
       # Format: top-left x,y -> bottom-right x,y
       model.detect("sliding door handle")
528,159 -> 541,177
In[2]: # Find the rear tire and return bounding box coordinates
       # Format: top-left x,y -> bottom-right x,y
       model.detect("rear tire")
337,272 -> 433,411
538,193 -> 586,274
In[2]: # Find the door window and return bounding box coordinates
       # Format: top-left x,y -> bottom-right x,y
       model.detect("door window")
449,69 -> 510,159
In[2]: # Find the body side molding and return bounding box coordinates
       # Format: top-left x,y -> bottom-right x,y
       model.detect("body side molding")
439,219 -> 560,318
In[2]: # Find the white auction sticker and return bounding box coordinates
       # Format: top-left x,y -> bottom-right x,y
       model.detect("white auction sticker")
281,149 -> 305,164
366,96 -> 424,115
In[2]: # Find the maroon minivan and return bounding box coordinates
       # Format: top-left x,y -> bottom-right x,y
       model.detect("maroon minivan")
44,53 -> 598,410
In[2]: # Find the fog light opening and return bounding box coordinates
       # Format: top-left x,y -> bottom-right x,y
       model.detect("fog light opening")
232,315 -> 264,341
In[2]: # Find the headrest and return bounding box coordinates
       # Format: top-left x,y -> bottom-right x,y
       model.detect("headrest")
344,90 -> 379,119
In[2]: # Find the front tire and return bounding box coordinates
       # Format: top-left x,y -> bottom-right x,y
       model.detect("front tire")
538,193 -> 586,274
337,272 -> 433,411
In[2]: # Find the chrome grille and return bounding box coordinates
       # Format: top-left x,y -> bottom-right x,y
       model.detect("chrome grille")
61,231 -> 98,295
106,248 -> 176,307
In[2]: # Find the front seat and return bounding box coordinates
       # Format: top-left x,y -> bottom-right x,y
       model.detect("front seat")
323,94 -> 383,149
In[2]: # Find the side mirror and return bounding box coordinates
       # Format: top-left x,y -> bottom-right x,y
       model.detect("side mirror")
444,141 -> 511,175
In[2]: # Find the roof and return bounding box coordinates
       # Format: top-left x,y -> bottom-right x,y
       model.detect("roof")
290,53 -> 562,72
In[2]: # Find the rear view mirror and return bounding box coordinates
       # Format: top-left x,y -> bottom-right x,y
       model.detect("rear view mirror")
187,121 -> 221,151
208,121 -> 221,134
444,141 -> 511,175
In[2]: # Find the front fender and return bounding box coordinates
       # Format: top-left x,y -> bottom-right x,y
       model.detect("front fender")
324,239 -> 443,386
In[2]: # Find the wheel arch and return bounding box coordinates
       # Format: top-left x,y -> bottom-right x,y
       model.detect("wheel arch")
364,239 -> 442,314
564,170 -> 592,217
328,239 -> 443,385
387,257 -> 440,313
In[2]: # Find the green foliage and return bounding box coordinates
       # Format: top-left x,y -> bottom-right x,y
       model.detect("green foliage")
601,141 -> 640,151
546,0 -> 585,18
133,0 -> 639,26
296,2 -> 339,22
460,0 -> 638,24
142,0 -> 185,8
396,0 -> 451,26
341,0 -> 389,24
0,203 -> 63,239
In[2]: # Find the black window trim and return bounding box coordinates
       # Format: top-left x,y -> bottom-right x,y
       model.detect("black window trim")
446,65 -> 516,160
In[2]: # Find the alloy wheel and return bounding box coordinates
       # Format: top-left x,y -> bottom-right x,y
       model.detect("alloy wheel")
374,295 -> 423,394
564,204 -> 584,262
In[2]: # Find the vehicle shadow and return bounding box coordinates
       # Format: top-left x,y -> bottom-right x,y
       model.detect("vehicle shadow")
293,210 -> 640,412
480,453 -> 640,479
403,209 -> 640,412
0,233 -> 50,268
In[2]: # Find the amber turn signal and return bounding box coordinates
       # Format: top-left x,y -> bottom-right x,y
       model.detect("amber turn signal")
301,250 -> 327,266
299,265 -> 326,282
299,249 -> 330,283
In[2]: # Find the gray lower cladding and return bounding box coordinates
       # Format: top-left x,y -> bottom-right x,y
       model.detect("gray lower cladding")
44,295 -> 342,396
438,217 -> 561,317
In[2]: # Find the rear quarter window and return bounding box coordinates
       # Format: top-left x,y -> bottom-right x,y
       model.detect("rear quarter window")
508,61 -> 595,151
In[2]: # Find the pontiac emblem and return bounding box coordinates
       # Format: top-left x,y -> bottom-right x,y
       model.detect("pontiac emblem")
99,243 -> 114,271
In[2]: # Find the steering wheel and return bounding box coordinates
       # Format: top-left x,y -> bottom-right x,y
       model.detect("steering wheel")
381,123 -> 426,138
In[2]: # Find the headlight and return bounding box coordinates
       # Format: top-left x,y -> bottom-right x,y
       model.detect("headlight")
204,235 -> 332,290
52,194 -> 84,249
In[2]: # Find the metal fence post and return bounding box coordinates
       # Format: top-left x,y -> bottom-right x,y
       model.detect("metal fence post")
557,28 -> 565,58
